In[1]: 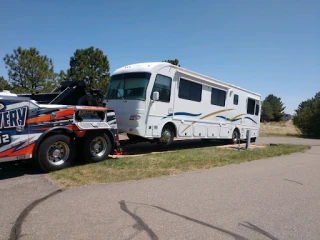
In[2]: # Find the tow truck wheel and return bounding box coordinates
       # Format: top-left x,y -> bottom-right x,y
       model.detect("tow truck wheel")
84,131 -> 112,163
37,134 -> 76,172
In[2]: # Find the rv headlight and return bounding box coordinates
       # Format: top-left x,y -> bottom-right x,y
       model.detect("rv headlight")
129,115 -> 141,120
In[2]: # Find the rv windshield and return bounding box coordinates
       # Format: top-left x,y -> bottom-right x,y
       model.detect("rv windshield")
106,72 -> 151,101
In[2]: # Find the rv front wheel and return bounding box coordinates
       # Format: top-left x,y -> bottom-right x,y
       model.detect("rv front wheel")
156,125 -> 174,146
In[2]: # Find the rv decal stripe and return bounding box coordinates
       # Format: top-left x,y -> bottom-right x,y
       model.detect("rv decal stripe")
244,117 -> 257,124
163,112 -> 201,119
230,114 -> 245,120
173,112 -> 201,117
217,115 -> 257,124
216,116 -> 241,122
199,109 -> 234,120
181,109 -> 235,133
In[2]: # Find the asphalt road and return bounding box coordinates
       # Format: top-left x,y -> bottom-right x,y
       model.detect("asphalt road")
1,137 -> 320,240
0,162 -> 59,240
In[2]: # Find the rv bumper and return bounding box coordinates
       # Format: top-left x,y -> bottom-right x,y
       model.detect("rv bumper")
118,125 -> 144,136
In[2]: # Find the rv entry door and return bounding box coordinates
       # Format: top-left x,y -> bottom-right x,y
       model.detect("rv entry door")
146,67 -> 175,137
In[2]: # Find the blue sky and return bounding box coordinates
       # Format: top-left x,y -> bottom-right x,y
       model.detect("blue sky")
1,0 -> 319,114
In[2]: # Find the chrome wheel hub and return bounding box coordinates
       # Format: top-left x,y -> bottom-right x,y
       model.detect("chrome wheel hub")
232,132 -> 239,143
161,129 -> 171,142
47,141 -> 70,165
52,149 -> 61,158
90,137 -> 107,157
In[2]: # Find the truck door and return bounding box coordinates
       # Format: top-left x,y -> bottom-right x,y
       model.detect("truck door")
0,98 -> 30,162
145,67 -> 175,137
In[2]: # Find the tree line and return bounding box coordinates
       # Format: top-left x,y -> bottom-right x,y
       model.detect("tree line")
0,47 -> 318,138
1,46 -> 111,94
260,92 -> 319,138
0,46 -> 181,94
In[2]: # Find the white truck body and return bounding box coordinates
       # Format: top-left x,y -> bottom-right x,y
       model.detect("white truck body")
104,62 -> 261,142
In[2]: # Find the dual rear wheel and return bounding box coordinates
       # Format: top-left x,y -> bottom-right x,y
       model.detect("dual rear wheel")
37,131 -> 112,172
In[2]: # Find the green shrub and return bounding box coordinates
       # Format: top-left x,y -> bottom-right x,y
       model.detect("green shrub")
293,92 -> 320,138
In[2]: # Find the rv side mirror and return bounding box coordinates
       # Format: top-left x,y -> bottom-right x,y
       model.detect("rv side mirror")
152,91 -> 159,101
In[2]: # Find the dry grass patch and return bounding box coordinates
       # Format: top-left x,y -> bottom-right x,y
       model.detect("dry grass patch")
260,120 -> 301,137
48,144 -> 310,188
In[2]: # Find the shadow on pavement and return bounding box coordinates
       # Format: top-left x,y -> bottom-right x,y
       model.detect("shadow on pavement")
122,200 -> 279,240
0,160 -> 41,180
0,157 -> 87,180
122,139 -> 229,155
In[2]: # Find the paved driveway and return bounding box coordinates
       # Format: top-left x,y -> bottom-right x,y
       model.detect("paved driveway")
1,137 -> 320,240
256,137 -> 320,146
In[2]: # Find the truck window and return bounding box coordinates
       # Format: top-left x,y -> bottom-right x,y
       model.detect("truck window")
211,88 -> 226,107
151,74 -> 172,102
247,98 -> 255,115
178,78 -> 202,102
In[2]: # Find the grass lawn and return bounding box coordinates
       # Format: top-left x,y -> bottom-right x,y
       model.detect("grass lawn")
48,144 -> 310,188
260,120 -> 302,137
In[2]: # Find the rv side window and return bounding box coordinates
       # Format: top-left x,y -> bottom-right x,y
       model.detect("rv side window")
178,78 -> 202,102
233,94 -> 239,105
255,103 -> 260,116
247,98 -> 255,115
211,88 -> 226,107
151,74 -> 172,102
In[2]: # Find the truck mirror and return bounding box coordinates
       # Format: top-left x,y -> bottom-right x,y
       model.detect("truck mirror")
152,91 -> 159,101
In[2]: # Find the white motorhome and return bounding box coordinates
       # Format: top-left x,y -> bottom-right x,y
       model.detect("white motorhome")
105,62 -> 261,145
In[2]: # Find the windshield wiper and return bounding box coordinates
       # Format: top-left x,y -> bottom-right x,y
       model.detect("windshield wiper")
116,89 -> 127,102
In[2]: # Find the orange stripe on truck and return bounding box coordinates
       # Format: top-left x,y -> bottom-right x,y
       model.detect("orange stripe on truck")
10,143 -> 35,157
0,148 -> 15,157
27,109 -> 75,124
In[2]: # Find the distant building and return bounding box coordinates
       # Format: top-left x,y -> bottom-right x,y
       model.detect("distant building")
281,114 -> 292,121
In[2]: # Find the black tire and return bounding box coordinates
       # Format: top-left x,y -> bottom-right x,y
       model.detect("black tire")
251,137 -> 257,143
75,138 -> 85,162
156,125 -> 174,146
37,134 -> 76,172
229,129 -> 240,144
83,131 -> 112,163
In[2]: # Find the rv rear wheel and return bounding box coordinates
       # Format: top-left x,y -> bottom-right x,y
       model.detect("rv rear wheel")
37,134 -> 76,172
83,131 -> 112,163
156,125 -> 174,146
230,129 -> 240,144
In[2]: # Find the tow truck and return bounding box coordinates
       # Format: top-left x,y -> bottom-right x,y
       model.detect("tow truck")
0,87 -> 122,172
